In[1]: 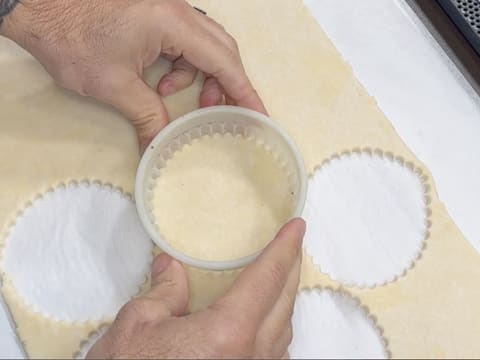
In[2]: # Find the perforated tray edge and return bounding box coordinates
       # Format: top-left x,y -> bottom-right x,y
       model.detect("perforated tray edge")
405,0 -> 480,97
437,0 -> 480,55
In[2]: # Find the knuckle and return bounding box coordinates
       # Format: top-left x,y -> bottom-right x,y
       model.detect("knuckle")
225,45 -> 240,63
152,0 -> 189,20
216,22 -> 226,32
207,17 -> 225,32
116,298 -> 153,325
213,327 -> 252,354
156,276 -> 178,291
220,39 -> 240,65
131,109 -> 166,138
235,82 -> 257,102
208,315 -> 254,354
225,33 -> 239,51
264,259 -> 288,291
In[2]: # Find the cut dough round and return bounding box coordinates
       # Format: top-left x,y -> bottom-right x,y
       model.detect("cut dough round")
2,183 -> 153,322
152,133 -> 294,262
290,289 -> 387,359
303,152 -> 427,287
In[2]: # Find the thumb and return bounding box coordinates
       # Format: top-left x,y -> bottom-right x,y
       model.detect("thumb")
101,73 -> 170,152
215,218 -> 305,328
141,253 -> 189,317
87,255 -> 187,359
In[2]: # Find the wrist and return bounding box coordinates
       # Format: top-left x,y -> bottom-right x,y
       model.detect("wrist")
0,0 -> 18,34
0,0 -> 29,47
0,0 -> 19,28
0,0 -> 82,67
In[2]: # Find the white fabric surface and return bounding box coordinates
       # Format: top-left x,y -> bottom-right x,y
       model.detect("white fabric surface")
2,183 -> 153,322
303,152 -> 427,287
290,289 -> 387,359
305,0 -> 480,252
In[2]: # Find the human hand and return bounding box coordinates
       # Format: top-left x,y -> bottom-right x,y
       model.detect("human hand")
1,0 -> 266,151
86,218 -> 305,359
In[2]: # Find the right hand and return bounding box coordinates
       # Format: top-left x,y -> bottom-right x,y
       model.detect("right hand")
2,0 -> 267,151
87,218 -> 305,359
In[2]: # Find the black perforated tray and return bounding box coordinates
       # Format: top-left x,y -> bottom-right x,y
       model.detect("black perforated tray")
437,0 -> 480,55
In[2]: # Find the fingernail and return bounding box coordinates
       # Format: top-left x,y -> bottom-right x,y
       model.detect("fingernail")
152,253 -> 172,277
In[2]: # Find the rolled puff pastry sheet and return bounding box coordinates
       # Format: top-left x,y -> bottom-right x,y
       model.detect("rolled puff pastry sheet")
0,0 -> 479,358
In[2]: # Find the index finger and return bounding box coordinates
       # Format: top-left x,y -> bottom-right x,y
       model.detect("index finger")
178,10 -> 267,114
215,62 -> 267,115
216,218 -> 306,327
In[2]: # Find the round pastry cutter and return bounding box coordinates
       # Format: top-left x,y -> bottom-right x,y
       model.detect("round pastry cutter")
135,105 -> 307,270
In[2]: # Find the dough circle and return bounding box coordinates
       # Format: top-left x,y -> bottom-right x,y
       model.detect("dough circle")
152,133 -> 294,262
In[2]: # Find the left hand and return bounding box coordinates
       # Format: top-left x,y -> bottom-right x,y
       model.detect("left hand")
1,0 -> 266,151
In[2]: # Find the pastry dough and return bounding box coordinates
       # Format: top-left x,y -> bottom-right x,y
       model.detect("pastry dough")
0,0 -> 479,358
152,133 -> 293,262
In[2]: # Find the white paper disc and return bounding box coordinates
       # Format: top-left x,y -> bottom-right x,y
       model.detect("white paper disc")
290,289 -> 387,359
303,152 -> 427,286
2,183 -> 153,322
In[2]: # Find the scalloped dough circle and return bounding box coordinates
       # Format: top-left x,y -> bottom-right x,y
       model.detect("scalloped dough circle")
303,152 -> 427,287
1,183 -> 153,322
290,289 -> 387,359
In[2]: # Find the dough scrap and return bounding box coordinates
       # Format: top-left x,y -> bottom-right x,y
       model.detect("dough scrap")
0,0 -> 479,358
152,133 -> 293,262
